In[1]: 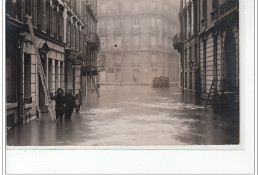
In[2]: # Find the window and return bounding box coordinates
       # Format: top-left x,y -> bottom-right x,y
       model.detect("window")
133,18 -> 139,26
133,69 -> 139,82
133,55 -> 139,64
151,1 -> 156,11
194,43 -> 198,63
45,2 -> 50,34
60,61 -> 64,89
189,46 -> 192,61
116,69 -> 121,81
116,36 -> 122,47
151,18 -> 156,27
50,6 -> 53,36
53,7 -> 57,38
55,60 -> 59,91
24,54 -> 31,99
202,0 -> 207,18
59,11 -> 64,41
76,27 -> 79,50
80,31 -> 84,52
184,48 -> 187,67
66,19 -> 71,46
101,3 -> 106,14
37,0 -> 44,30
117,2 -> 122,13
151,36 -> 156,46
101,36 -> 107,48
193,1 -> 197,33
151,55 -> 157,64
189,72 -> 192,89
116,18 -> 121,30
101,20 -> 107,28
133,36 -> 139,47
71,24 -> 76,49
151,69 -> 157,78
185,72 -> 187,88
133,2 -> 139,12
212,0 -> 218,9
48,59 -> 53,93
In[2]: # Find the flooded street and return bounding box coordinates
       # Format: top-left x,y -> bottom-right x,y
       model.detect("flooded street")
7,85 -> 239,146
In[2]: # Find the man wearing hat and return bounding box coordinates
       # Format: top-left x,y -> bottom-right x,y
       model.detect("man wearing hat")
51,88 -> 66,122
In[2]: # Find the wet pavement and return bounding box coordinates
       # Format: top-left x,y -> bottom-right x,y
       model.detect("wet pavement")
7,85 -> 239,146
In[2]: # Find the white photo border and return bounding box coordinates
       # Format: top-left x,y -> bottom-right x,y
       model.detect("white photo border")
2,0 -> 257,174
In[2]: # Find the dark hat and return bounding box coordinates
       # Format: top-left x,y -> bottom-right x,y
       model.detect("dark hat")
57,88 -> 63,92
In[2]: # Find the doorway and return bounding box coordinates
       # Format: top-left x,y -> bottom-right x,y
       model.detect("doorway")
224,30 -> 236,92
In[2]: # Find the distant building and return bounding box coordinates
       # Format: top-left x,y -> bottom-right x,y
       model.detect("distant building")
6,0 -> 99,127
97,0 -> 180,85
173,0 -> 239,103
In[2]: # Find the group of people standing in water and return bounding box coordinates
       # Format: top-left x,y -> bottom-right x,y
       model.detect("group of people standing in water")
51,88 -> 81,122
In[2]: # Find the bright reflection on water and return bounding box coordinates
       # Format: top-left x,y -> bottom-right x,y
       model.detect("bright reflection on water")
7,85 -> 239,146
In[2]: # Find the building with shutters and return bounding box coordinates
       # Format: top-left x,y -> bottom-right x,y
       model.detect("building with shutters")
97,0 -> 180,85
173,0 -> 239,104
6,0 -> 99,127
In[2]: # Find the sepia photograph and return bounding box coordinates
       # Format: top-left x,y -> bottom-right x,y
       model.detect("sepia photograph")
5,0 -> 240,147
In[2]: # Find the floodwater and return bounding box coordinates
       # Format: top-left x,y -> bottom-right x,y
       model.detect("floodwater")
7,85 -> 239,146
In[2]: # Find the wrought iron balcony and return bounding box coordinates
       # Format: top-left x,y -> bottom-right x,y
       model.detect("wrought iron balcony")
89,33 -> 100,49
210,0 -> 238,23
218,0 -> 238,18
173,33 -> 182,51
200,17 -> 207,30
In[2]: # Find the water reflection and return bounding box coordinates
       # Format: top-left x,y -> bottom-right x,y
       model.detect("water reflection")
7,85 -> 239,146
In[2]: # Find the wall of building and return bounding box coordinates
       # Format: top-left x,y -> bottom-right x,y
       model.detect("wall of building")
97,0 -> 180,85
6,0 -> 99,126
174,0 -> 239,100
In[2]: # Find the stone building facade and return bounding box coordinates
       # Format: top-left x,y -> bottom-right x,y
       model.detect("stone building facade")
97,0 -> 180,85
6,0 -> 99,127
173,0 -> 239,102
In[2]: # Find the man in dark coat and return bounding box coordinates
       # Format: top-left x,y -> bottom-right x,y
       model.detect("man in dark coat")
65,89 -> 76,119
51,88 -> 65,122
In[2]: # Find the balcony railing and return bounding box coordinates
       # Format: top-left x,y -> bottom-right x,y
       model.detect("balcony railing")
200,17 -> 207,29
219,0 -> 238,18
210,0 -> 238,23
211,9 -> 218,22
173,33 -> 182,51
89,33 -> 100,49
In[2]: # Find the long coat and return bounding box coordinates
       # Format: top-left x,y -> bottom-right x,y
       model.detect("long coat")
65,94 -> 76,116
53,94 -> 66,115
